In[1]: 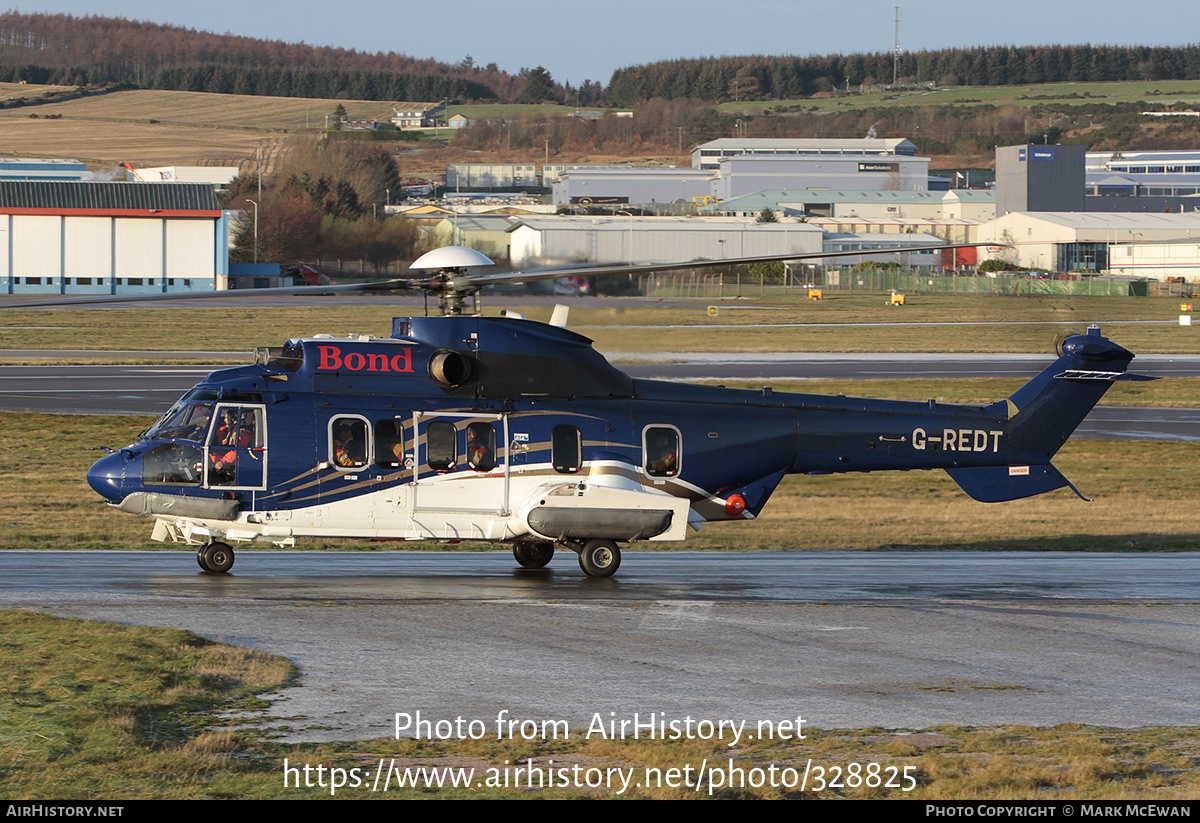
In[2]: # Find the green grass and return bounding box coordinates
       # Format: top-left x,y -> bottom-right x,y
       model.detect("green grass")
716,80 -> 1200,113
0,608 -> 294,800
4,608 -> 1199,800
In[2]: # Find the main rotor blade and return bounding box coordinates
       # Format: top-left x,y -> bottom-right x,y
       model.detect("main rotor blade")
0,277 -> 429,308
474,242 -> 998,289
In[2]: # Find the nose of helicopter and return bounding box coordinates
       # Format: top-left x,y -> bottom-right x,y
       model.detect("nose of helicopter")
87,450 -> 128,502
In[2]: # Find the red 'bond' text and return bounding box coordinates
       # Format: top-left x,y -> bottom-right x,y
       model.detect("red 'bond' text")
318,345 -> 414,373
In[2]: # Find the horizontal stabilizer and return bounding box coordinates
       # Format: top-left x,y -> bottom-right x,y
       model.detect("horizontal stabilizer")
1054,369 -> 1158,382
945,463 -> 1075,503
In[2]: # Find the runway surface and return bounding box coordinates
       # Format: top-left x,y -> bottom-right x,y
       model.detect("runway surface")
4,550 -> 1198,741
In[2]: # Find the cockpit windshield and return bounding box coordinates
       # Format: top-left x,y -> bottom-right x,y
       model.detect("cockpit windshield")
144,390 -> 219,442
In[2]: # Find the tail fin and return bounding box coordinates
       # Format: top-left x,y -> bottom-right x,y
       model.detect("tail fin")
1002,325 -> 1135,461
947,325 -> 1149,503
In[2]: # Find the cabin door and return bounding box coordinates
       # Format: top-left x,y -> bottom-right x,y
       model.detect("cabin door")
204,403 -> 267,493
409,411 -> 510,516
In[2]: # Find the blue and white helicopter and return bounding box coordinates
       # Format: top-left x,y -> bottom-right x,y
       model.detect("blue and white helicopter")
55,245 -> 1145,577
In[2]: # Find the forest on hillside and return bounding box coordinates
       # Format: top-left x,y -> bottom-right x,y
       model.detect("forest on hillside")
606,45 -> 1200,103
5,12 -> 1200,106
0,11 -> 526,100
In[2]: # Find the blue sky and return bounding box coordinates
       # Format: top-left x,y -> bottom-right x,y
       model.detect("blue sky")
12,1 -> 1200,87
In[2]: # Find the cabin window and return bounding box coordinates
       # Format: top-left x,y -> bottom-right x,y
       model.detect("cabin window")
330,416 -> 369,469
375,418 -> 408,468
552,425 -> 581,473
465,422 -> 496,471
426,421 -> 457,471
643,425 -> 680,477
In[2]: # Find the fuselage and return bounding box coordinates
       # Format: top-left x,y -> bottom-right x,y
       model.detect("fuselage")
86,314 -> 1127,548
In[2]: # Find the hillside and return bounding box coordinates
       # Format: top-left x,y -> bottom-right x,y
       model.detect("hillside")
0,86 -> 396,170
0,11 -> 522,100
3,79 -> 1200,177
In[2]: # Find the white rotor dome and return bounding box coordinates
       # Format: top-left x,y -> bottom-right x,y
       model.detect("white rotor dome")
409,246 -> 495,271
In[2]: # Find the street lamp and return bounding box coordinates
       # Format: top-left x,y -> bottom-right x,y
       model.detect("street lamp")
246,199 -> 259,264
616,210 -> 634,262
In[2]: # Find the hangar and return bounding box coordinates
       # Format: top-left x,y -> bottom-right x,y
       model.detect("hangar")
0,181 -> 227,295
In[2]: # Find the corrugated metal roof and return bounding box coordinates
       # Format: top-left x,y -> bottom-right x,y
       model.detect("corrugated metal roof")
0,181 -> 220,211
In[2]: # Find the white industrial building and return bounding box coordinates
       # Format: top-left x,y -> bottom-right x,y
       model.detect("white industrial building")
822,232 -> 947,268
1086,150 -> 1200,197
507,216 -> 825,268
553,138 -> 931,206
692,138 -> 919,170
552,168 -> 713,206
1108,239 -> 1200,280
0,158 -> 88,181
976,211 -> 1200,273
0,181 -> 227,295
710,154 -> 931,199
125,166 -> 240,188
445,164 -> 540,190
702,188 -> 993,220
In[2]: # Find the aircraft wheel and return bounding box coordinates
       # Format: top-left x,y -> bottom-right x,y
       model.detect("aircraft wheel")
513,542 -> 555,569
197,542 -> 235,573
578,539 -> 621,578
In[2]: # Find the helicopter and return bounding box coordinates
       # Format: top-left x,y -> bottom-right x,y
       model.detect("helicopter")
16,243 -> 1148,577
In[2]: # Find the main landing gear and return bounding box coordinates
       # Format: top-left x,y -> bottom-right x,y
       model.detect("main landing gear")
577,539 -> 621,577
197,541 -> 235,573
512,541 -> 555,569
511,539 -> 623,578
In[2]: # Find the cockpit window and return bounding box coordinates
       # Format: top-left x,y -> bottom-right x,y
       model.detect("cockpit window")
145,390 -> 219,442
143,442 -> 203,485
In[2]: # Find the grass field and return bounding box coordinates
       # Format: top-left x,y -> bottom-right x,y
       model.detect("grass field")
7,77 -> 1200,170
0,292 -> 1195,354
0,85 -> 395,167
716,79 -> 1200,114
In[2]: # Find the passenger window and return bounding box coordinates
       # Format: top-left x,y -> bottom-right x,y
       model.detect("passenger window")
644,426 -> 680,477
375,418 -> 408,468
330,417 -> 368,469
465,422 -> 496,472
552,425 -> 581,473
427,421 -> 457,471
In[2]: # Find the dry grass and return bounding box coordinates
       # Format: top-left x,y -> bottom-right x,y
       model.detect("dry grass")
0,82 -> 71,100
0,293 -> 1195,354
0,86 -> 395,168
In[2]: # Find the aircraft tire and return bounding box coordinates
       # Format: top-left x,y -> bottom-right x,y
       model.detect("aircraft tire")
578,539 -> 621,578
513,541 -> 555,568
197,541 -> 235,573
